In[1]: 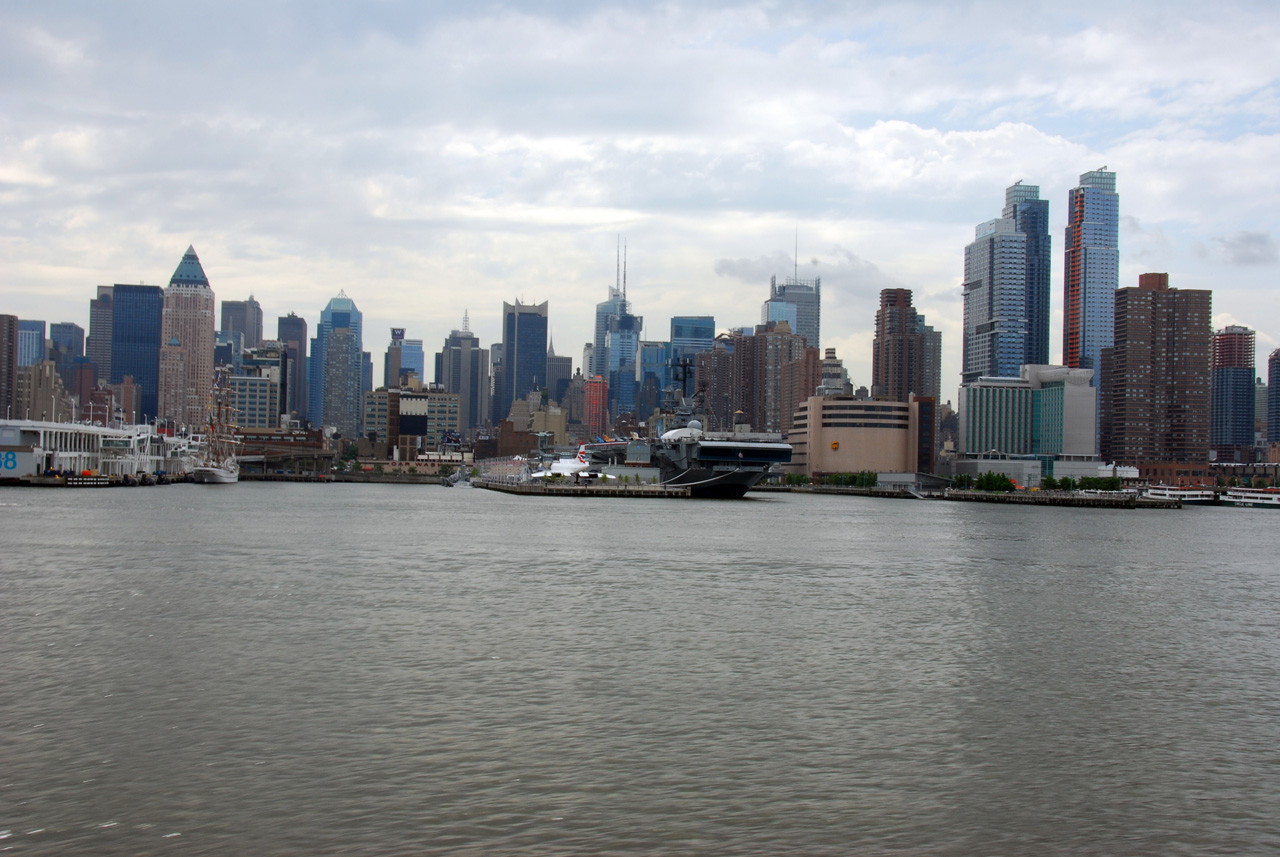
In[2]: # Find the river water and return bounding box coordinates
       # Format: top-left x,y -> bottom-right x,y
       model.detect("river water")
2,484 -> 1278,855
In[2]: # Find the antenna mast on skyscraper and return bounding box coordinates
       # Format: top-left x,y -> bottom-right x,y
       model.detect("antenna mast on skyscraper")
794,226 -> 798,281
462,309 -> 470,333
623,240 -> 627,302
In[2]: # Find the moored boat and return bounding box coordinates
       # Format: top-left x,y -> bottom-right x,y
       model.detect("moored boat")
1142,484 -> 1217,505
1221,486 -> 1280,508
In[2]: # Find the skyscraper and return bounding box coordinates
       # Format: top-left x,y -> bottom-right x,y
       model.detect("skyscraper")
545,336 -> 573,404
1063,168 -> 1119,372
221,296 -> 263,349
499,300 -> 548,421
0,315 -> 18,419
606,309 -> 642,418
158,245 -> 216,428
87,286 -> 113,383
309,291 -> 365,431
323,325 -> 363,440
1003,181 -> 1051,365
873,289 -> 940,402
110,284 -> 165,421
277,313 -> 308,423
593,286 -> 627,380
1268,349 -> 1280,444
765,276 -> 820,349
1100,273 -> 1211,469
17,320 -> 46,367
435,315 -> 490,434
1211,325 -> 1256,462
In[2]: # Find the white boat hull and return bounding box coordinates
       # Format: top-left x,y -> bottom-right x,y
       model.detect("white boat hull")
192,466 -> 239,484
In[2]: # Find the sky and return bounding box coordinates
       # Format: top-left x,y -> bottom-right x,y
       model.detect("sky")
3,0 -> 1279,403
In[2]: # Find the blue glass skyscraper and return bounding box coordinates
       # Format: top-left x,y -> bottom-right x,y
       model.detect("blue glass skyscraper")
499,299 -> 548,420
1003,181 -> 1051,366
309,291 -> 364,431
1064,169 -> 1119,373
110,284 -> 164,421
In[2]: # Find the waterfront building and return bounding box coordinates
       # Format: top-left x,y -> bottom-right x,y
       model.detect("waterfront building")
1212,325 -> 1257,462
1063,168 -> 1119,372
396,387 -> 461,456
1,314 -> 21,418
309,291 -> 366,433
765,276 -> 820,349
435,317 -> 490,435
110,284 -> 165,422
499,300 -> 548,422
87,286 -> 113,383
1099,274 -> 1212,472
545,336 -> 573,404
158,246 -> 217,429
958,366 -> 1095,459
277,313 -> 308,423
1270,349 -> 1280,444
17,320 -> 46,367
221,296 -> 263,349
785,394 -> 934,477
873,289 -> 941,403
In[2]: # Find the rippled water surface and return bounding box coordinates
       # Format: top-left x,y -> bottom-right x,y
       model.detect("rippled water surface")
2,484 -> 1279,855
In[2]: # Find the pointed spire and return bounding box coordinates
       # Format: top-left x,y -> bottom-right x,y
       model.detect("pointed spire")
462,309 -> 471,333
548,327 -> 556,356
169,244 -> 210,288
623,240 -> 627,302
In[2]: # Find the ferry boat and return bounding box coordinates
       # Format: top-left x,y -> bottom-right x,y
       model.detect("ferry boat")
1221,486 -> 1280,508
1142,485 -> 1218,505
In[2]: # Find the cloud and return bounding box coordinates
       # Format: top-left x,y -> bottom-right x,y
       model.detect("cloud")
1212,231 -> 1278,265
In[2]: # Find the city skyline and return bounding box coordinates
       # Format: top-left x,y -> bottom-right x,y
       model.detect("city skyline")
2,3 -> 1278,404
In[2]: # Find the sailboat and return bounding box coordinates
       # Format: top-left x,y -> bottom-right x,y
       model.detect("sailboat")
192,370 -> 240,484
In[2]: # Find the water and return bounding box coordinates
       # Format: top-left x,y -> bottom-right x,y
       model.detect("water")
2,484 -> 1278,855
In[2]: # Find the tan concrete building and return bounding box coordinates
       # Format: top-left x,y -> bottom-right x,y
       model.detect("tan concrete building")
786,395 -> 933,477
157,246 -> 216,429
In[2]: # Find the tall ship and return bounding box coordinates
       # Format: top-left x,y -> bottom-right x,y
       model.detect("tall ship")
192,371 -> 240,484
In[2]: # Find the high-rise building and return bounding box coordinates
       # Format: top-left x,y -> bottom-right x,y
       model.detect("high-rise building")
87,286 -> 113,383
221,296 -> 263,349
545,336 -> 573,404
0,315 -> 18,419
765,276 -> 820,349
1099,273 -> 1211,469
959,365 -> 1095,458
606,310 -> 642,418
873,289 -> 940,403
1268,349 -> 1280,444
963,219 -> 1027,383
728,321 -> 815,433
323,326 -> 363,441
593,285 -> 628,379
435,316 -> 490,435
671,316 -> 715,360
1063,168 -> 1119,372
158,246 -> 217,429
584,375 -> 608,439
499,300 -> 548,421
17,320 -> 46,367
277,313 -> 308,423
309,291 -> 365,431
818,348 -> 852,396
229,341 -> 286,429
384,328 -> 425,387
110,284 -> 165,421
49,323 -> 84,387
1211,325 -> 1256,462
695,336 -> 735,431
1003,181 -> 1051,365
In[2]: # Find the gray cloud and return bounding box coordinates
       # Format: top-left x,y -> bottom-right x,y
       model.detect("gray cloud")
1213,231 -> 1278,265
